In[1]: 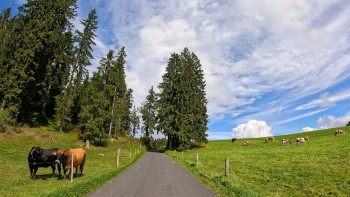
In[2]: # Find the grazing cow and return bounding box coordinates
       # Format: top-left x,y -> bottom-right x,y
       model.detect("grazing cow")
294,137 -> 306,145
27,146 -> 61,180
335,130 -> 345,136
281,139 -> 292,144
304,136 -> 310,141
265,136 -> 275,143
231,138 -> 237,143
243,140 -> 251,146
56,148 -> 86,180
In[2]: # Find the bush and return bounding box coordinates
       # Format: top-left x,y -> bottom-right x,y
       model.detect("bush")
0,121 -> 6,133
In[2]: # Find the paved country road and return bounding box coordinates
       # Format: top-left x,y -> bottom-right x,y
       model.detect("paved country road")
88,152 -> 217,197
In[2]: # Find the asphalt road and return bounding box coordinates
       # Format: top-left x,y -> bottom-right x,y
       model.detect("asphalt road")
88,152 -> 217,197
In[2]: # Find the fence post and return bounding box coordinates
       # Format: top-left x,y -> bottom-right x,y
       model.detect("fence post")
117,149 -> 120,167
225,158 -> 229,176
196,153 -> 199,164
71,154 -> 74,183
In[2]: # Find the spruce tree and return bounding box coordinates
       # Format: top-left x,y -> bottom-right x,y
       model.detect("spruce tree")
111,47 -> 128,137
56,9 -> 97,131
130,106 -> 140,137
157,48 -> 208,150
140,86 -> 157,137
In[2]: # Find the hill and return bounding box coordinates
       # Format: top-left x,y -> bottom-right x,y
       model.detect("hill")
0,126 -> 145,197
166,127 -> 350,196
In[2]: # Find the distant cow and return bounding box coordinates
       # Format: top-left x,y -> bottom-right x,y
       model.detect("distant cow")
56,148 -> 86,180
265,136 -> 275,143
304,136 -> 310,141
281,139 -> 292,144
231,138 -> 237,143
335,130 -> 345,136
243,140 -> 251,146
27,146 -> 61,180
294,137 -> 306,145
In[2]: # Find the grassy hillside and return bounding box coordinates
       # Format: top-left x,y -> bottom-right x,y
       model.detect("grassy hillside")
166,127 -> 350,196
0,126 -> 145,197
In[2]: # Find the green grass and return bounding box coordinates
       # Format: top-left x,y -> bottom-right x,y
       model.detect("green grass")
0,126 -> 145,197
166,127 -> 350,197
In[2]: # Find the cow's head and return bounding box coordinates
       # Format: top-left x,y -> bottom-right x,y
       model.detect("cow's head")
54,149 -> 65,164
30,146 -> 42,160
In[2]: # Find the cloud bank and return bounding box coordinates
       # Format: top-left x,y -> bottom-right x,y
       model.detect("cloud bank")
232,120 -> 272,138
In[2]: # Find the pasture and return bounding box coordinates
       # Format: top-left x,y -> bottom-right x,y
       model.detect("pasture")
166,127 -> 350,196
0,126 -> 145,197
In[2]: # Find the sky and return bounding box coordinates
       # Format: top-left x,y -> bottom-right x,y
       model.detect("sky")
2,0 -> 350,140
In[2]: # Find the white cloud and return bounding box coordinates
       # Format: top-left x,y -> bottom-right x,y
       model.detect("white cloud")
302,126 -> 316,132
232,120 -> 272,138
317,115 -> 350,129
296,90 -> 350,111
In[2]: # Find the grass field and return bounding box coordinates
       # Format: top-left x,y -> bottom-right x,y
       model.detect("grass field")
0,126 -> 145,197
166,127 -> 350,197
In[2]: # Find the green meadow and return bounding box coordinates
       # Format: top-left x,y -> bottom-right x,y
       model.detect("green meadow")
166,127 -> 350,197
0,126 -> 145,197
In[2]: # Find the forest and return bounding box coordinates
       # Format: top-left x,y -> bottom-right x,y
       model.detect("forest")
0,0 -> 208,150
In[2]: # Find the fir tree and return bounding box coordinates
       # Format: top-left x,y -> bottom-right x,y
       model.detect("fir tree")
140,86 -> 157,137
157,48 -> 208,150
56,9 -> 97,131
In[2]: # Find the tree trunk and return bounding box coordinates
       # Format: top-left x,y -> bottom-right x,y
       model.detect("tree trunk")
1,98 -> 5,111
109,93 -> 116,137
168,135 -> 173,150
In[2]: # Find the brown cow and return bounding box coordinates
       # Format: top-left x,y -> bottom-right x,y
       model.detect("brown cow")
294,137 -> 306,145
56,148 -> 86,180
281,139 -> 292,144
335,130 -> 345,136
231,138 -> 237,143
304,136 -> 310,141
243,140 -> 251,146
265,136 -> 275,143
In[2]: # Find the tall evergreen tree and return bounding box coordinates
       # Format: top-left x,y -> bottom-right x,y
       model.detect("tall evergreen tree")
140,86 -> 157,137
130,106 -> 140,137
157,48 -> 208,150
56,9 -> 97,131
79,72 -> 109,146
0,8 -> 22,124
111,47 -> 128,137
16,0 -> 77,124
0,1 -> 77,124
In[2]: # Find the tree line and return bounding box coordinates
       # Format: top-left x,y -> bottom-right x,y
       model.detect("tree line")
0,0 -> 208,150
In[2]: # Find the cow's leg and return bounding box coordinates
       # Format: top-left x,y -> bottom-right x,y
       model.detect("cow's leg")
75,167 -> 78,177
63,168 -> 67,180
51,164 -> 56,178
29,165 -> 34,180
56,164 -> 62,179
33,167 -> 38,180
80,165 -> 84,176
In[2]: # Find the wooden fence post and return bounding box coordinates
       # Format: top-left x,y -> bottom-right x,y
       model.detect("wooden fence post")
71,154 -> 73,183
117,149 -> 120,167
225,158 -> 229,176
196,153 -> 199,164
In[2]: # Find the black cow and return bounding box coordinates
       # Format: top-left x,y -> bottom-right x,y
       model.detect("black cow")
27,146 -> 62,180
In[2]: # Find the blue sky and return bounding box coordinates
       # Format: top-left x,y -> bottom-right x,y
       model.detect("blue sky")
3,0 -> 350,140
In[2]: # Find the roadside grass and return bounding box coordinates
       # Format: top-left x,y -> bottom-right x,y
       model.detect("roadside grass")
0,126 -> 145,197
166,127 -> 350,197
